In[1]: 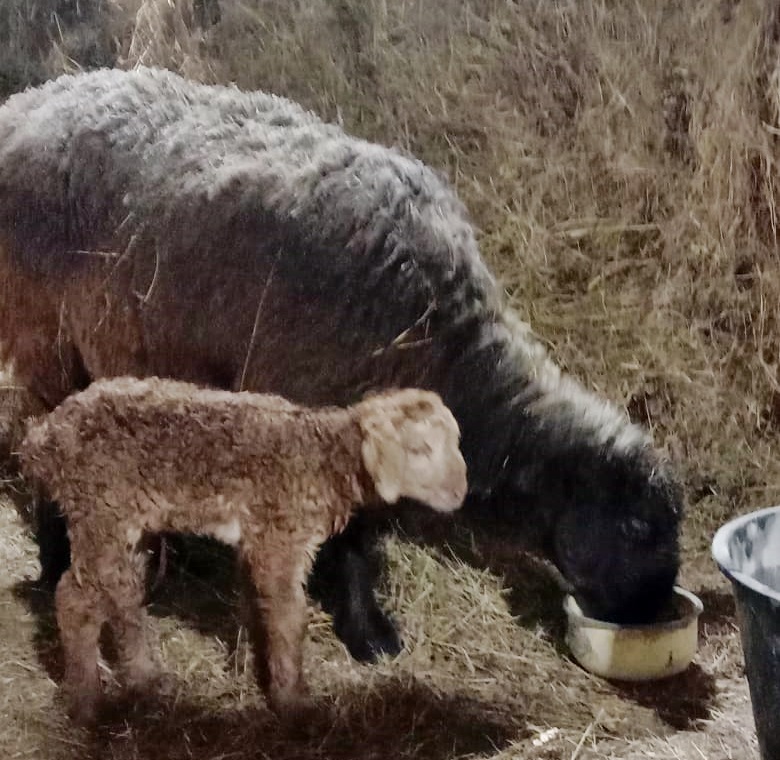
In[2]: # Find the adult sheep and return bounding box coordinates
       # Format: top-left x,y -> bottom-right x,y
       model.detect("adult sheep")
0,67 -> 681,661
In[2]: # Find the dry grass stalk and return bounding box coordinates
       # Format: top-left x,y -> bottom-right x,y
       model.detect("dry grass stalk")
121,0 -> 213,80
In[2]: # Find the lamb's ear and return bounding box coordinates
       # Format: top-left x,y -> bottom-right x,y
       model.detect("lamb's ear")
360,413 -> 405,504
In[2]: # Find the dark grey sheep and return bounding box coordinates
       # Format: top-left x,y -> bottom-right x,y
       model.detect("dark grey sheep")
0,67 -> 681,661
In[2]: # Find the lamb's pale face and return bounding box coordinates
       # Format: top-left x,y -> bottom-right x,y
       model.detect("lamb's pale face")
396,410 -> 468,512
359,390 -> 468,512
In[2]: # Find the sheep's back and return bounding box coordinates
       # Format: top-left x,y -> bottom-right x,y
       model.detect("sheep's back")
0,67 -> 505,405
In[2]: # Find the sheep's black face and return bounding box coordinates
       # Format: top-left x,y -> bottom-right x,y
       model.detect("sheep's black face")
543,452 -> 682,625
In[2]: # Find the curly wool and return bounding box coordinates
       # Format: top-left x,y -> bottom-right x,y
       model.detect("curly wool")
19,377 -> 467,724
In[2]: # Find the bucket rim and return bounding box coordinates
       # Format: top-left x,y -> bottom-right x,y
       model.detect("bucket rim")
712,505 -> 780,603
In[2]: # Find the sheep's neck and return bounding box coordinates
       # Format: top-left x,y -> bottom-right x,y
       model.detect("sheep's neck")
433,314 -> 648,500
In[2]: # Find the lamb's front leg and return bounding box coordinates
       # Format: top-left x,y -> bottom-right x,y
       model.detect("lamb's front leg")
243,541 -> 312,720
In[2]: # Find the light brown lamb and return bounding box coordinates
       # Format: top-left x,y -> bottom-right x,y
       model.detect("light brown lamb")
18,377 -> 467,725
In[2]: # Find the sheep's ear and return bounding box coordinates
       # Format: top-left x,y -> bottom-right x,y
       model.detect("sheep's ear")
360,414 -> 405,504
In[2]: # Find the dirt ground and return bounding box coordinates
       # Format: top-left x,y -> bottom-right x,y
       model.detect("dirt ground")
2,0 -> 780,757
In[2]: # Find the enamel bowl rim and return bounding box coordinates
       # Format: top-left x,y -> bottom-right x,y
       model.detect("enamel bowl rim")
563,585 -> 704,633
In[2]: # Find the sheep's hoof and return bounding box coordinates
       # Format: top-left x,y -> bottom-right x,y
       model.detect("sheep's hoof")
124,670 -> 178,699
333,606 -> 402,663
33,570 -> 61,594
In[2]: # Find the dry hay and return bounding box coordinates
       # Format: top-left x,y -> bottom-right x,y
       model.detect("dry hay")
0,493 -> 760,759
2,0 -> 780,757
120,0 -> 216,81
0,0 -> 140,94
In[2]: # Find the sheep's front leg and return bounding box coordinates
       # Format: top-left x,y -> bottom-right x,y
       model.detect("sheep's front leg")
55,568 -> 106,725
309,514 -> 401,662
243,547 -> 311,719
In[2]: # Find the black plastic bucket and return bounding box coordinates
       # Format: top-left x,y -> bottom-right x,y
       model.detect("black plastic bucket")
712,505 -> 780,760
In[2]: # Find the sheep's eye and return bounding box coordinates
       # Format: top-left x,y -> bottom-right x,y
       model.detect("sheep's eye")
620,516 -> 653,543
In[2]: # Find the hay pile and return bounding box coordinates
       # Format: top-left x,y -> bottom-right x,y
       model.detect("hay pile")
1,0 -> 780,757
113,0 -> 780,543
0,494 -> 759,759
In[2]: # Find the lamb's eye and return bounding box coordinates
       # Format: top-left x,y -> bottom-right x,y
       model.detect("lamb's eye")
620,517 -> 653,542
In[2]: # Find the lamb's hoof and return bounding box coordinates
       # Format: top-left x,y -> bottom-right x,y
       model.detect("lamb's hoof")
334,606 -> 402,663
273,696 -> 332,738
64,694 -> 100,727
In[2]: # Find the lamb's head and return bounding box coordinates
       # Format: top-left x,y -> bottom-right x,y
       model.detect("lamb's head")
506,440 -> 682,625
357,389 -> 468,512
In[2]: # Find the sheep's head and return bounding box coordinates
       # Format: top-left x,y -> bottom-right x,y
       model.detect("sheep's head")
511,444 -> 683,625
357,389 -> 467,512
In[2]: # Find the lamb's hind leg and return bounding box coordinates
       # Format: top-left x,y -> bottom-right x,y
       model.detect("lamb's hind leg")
55,567 -> 107,725
242,542 -> 312,720
104,542 -> 162,694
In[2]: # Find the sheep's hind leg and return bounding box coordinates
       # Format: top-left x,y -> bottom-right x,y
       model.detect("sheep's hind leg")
0,248 -> 100,591
55,568 -> 106,725
35,498 -> 72,590
11,322 -> 90,591
309,515 -> 401,662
